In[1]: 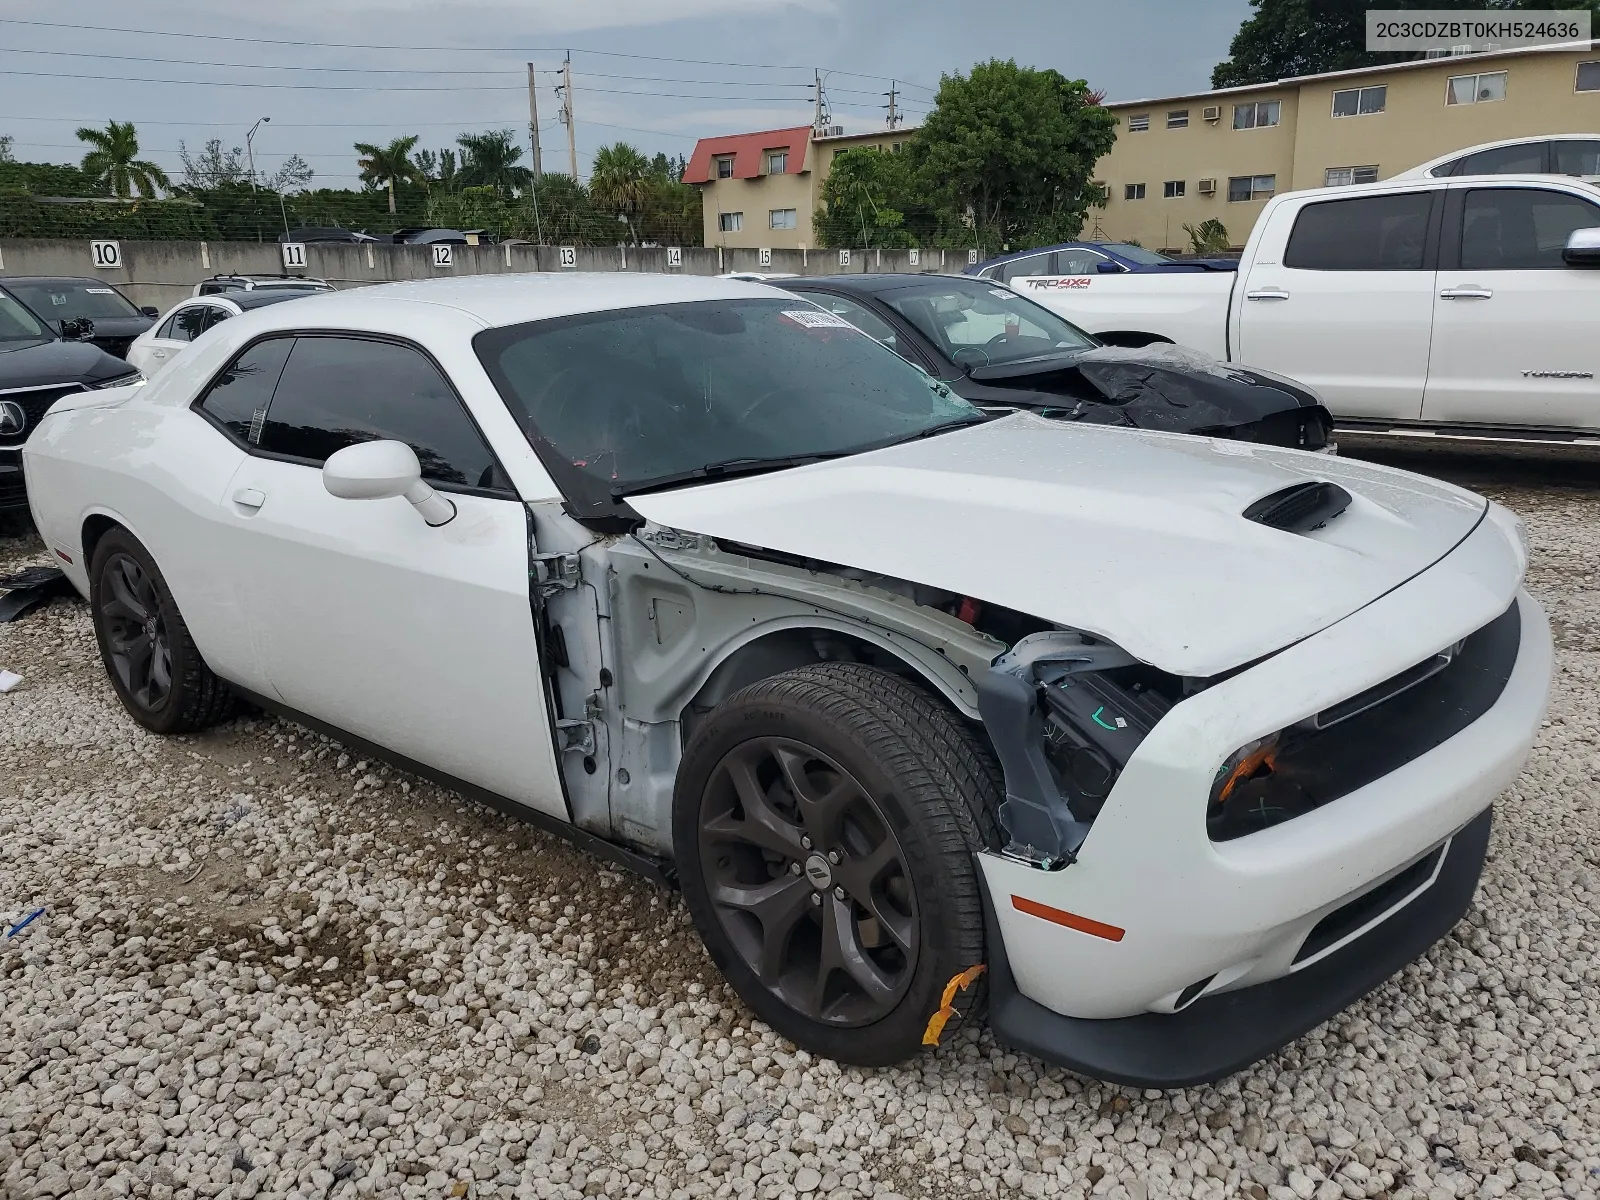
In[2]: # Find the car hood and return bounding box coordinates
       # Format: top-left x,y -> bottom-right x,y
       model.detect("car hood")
626,414 -> 1489,676
0,338 -> 130,388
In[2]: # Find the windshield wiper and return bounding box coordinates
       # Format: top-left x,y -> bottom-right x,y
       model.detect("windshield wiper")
612,453 -> 853,498
860,413 -> 991,451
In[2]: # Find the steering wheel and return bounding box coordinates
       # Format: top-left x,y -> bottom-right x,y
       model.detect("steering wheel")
985,331 -> 1015,349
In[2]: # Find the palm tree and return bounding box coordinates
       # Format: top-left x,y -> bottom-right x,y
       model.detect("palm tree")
354,134 -> 423,214
76,121 -> 170,198
589,143 -> 653,242
456,130 -> 533,195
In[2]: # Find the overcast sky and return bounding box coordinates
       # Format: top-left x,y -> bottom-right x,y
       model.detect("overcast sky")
0,0 -> 1250,187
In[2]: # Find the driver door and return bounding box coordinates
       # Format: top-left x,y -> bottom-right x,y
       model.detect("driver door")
206,332 -> 568,819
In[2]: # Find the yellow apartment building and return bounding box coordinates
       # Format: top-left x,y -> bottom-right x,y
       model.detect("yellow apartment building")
686,124 -> 918,250
1093,43 -> 1600,252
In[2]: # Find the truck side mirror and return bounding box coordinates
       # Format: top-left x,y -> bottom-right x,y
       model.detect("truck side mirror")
1562,227 -> 1600,267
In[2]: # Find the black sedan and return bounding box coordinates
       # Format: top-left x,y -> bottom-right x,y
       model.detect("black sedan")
1,289 -> 142,517
780,274 -> 1333,451
1,276 -> 158,359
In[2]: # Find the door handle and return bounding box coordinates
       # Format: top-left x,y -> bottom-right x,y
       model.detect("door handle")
232,487 -> 266,509
1440,286 -> 1493,299
1245,288 -> 1290,301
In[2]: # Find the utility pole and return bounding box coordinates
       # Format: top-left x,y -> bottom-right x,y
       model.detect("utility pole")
558,52 -> 578,179
884,81 -> 902,129
812,69 -> 832,136
527,63 -> 543,181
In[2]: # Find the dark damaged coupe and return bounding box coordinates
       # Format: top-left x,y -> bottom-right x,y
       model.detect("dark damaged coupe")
783,274 -> 1333,451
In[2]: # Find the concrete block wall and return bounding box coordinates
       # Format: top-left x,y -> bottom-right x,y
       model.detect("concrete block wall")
0,239 -> 982,311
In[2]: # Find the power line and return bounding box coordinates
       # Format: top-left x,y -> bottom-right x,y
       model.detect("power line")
0,17 -> 937,91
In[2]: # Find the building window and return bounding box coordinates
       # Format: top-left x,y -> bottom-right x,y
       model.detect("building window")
1578,61 -> 1600,91
1128,114 -> 1150,132
1324,165 -> 1379,187
890,141 -> 904,152
1227,174 -> 1276,202
1233,100 -> 1281,129
1447,71 -> 1507,105
1163,180 -> 1186,198
769,208 -> 797,229
715,156 -> 734,179
1124,183 -> 1146,200
718,212 -> 743,232
765,150 -> 788,174
1332,85 -> 1387,117
1167,110 -> 1189,129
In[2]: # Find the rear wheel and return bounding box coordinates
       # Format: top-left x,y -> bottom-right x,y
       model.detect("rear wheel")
89,527 -> 234,734
673,663 -> 1000,1065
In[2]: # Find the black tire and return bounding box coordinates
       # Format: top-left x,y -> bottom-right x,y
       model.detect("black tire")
89,527 -> 234,735
673,662 -> 1001,1066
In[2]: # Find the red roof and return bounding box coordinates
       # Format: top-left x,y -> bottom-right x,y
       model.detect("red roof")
685,126 -> 812,185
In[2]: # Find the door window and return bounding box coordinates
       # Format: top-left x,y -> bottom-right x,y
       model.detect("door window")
198,306 -> 232,334
1284,192 -> 1433,270
196,337 -> 295,445
255,336 -> 510,492
1000,253 -> 1055,282
170,305 -> 211,343
1459,187 -> 1600,271
1056,248 -> 1110,274
792,292 -> 900,352
1552,140 -> 1600,176
155,313 -> 179,340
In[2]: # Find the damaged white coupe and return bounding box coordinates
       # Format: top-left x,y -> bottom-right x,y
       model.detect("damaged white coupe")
22,274 -> 1552,1085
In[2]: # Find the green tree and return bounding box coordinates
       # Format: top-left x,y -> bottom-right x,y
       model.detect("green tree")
590,142 -> 653,241
814,146 -> 927,248
1213,0 -> 1600,87
416,148 -> 460,193
456,130 -> 533,194
912,60 -> 1116,251
354,134 -> 423,214
0,135 -> 14,165
75,121 -> 170,198
1183,218 -> 1232,255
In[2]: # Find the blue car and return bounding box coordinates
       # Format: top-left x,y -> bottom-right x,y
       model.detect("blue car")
968,241 -> 1238,284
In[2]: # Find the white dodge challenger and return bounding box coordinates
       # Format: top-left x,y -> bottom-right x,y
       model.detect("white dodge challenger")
22,274 -> 1551,1085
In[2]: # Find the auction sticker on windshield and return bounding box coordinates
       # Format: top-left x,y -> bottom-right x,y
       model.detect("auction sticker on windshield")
781,310 -> 861,330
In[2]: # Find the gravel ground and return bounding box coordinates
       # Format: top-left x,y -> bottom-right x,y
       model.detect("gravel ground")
2,460 -> 1598,1200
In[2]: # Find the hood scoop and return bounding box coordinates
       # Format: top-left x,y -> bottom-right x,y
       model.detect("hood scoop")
1243,481 -> 1352,534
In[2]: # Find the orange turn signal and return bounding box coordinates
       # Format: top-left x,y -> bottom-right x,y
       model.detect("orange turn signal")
1011,896 -> 1126,942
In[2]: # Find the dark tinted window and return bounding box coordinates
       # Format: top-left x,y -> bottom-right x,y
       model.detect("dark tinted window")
1443,142 -> 1545,176
1552,139 -> 1600,176
1284,192 -> 1433,270
256,336 -> 507,490
198,306 -> 231,334
172,306 -> 209,342
198,337 -> 294,445
155,314 -> 178,339
1460,187 -> 1600,270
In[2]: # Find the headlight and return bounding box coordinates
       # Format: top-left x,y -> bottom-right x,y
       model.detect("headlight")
88,371 -> 145,390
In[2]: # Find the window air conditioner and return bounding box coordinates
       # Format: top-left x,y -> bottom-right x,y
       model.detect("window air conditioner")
1197,178 -> 1217,194
1202,106 -> 1221,122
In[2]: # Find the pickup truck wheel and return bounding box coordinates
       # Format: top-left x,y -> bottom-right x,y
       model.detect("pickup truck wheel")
673,663 -> 1000,1066
89,527 -> 235,735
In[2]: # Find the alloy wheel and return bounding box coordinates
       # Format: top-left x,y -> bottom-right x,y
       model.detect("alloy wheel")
99,553 -> 173,711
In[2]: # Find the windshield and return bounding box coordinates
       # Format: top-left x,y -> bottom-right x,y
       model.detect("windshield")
5,280 -> 140,322
475,298 -> 980,510
0,290 -> 53,349
1099,243 -> 1172,265
879,278 -> 1099,368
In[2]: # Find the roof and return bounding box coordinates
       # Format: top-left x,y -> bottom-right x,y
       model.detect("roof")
0,276 -> 123,287
245,273 -> 782,329
777,273 -> 971,294
1106,39 -> 1598,110
812,126 -> 920,144
224,290 -> 315,311
684,126 -> 811,184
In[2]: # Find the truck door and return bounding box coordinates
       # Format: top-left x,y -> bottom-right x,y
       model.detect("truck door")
1235,189 -> 1439,421
1422,183 -> 1600,432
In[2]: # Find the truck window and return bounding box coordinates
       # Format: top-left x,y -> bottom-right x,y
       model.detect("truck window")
1460,187 -> 1600,270
1283,192 -> 1433,270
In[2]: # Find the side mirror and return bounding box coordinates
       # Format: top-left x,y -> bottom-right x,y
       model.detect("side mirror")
1562,227 -> 1600,267
60,317 -> 95,340
1095,261 -> 1121,274
140,306 -> 160,318
322,440 -> 456,526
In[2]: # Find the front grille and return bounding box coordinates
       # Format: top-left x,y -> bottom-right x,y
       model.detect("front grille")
1293,842 -> 1446,964
0,384 -> 85,448
0,459 -> 26,510
1209,598 -> 1521,842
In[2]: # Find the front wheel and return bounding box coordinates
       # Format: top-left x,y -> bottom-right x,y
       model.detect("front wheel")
89,527 -> 234,734
673,663 -> 1000,1065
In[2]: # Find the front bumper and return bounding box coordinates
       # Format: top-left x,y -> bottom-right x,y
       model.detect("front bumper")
982,806 -> 1491,1088
976,508 -> 1550,1084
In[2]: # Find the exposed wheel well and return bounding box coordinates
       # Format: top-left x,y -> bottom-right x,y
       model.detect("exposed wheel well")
81,514 -> 120,568
1094,331 -> 1173,349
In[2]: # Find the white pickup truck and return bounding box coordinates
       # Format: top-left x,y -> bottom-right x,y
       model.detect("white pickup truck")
1011,175 -> 1600,439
